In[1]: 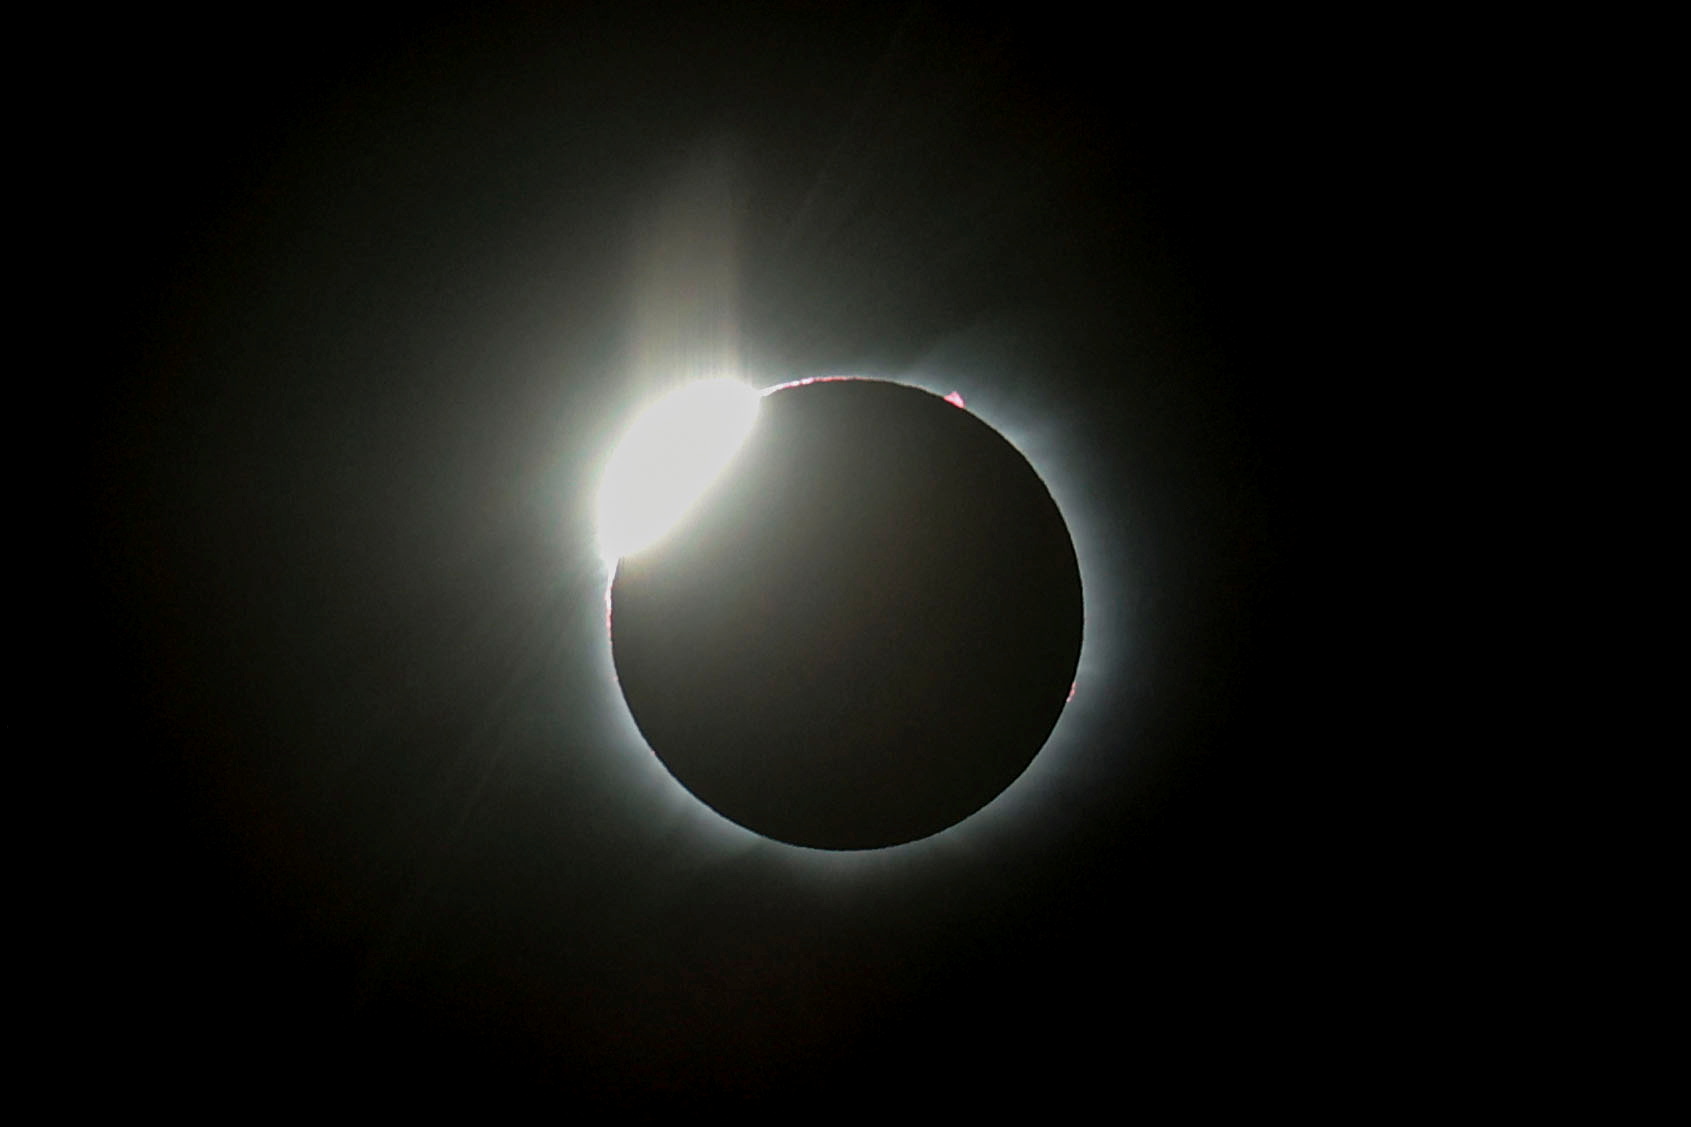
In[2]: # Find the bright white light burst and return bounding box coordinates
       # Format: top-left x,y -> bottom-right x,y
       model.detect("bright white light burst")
596,379 -> 763,562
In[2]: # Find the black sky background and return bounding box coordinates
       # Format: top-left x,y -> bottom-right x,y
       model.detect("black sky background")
86,2 -> 1349,1106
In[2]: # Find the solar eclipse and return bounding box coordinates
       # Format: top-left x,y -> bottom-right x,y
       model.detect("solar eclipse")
602,377 -> 1083,849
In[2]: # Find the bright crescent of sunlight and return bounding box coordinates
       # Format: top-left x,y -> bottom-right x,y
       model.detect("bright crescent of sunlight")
596,379 -> 763,562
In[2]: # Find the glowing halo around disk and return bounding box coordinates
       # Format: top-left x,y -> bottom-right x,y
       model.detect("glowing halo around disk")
595,378 -> 763,562
586,371 -> 1129,872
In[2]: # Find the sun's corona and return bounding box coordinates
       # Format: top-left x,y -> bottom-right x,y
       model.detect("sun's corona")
596,379 -> 763,562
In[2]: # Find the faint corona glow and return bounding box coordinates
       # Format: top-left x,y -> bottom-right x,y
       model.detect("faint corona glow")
596,379 -> 762,562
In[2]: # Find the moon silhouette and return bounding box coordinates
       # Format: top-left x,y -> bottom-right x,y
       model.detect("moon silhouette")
608,378 -> 1083,849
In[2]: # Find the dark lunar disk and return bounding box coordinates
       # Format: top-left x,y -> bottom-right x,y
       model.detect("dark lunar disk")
609,379 -> 1083,849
